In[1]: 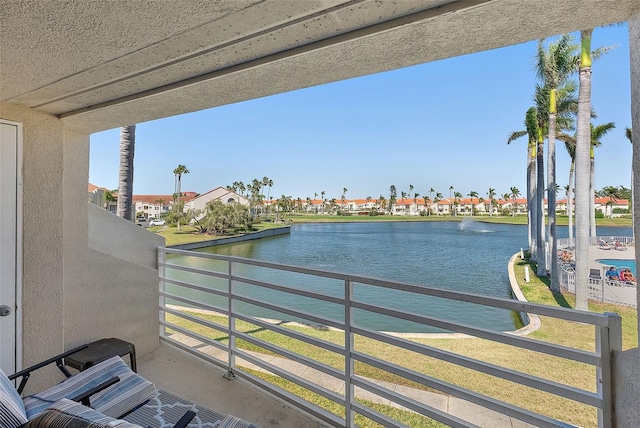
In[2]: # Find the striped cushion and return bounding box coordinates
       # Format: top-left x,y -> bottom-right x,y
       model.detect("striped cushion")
219,414 -> 260,428
25,398 -> 142,428
0,368 -> 28,428
23,356 -> 155,419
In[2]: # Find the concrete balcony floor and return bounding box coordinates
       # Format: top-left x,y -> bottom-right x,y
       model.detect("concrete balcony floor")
137,342 -> 331,428
139,339 -> 539,428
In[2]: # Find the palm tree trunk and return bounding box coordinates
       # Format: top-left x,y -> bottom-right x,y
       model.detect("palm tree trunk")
528,145 -> 536,255
568,160 -> 575,242
536,137 -> 546,274
574,29 -> 593,311
117,125 -> 135,221
548,110 -> 559,290
589,156 -> 596,237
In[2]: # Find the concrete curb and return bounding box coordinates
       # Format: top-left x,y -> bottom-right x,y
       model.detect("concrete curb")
168,226 -> 290,250
507,252 -> 541,336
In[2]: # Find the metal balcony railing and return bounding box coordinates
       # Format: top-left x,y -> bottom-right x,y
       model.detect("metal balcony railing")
158,247 -> 621,428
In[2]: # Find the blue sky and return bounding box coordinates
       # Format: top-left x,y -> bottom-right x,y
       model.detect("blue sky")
90,25 -> 632,202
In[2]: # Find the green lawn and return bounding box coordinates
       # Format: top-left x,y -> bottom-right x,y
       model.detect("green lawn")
154,221 -> 286,246
152,215 -> 631,246
166,256 -> 637,428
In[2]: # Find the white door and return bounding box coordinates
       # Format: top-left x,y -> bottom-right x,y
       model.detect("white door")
0,121 -> 20,374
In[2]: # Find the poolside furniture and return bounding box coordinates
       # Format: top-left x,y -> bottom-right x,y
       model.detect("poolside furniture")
64,337 -> 137,372
614,241 -> 628,251
598,240 -> 612,250
589,269 -> 602,280
23,398 -> 195,428
1,345 -> 157,428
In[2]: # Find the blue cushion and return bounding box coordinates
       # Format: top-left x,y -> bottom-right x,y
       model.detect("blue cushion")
23,356 -> 155,419
0,368 -> 28,428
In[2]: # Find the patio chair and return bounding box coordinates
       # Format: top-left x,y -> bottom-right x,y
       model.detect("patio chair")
614,241 -> 628,251
0,344 -> 193,428
598,240 -> 611,250
589,269 -> 602,280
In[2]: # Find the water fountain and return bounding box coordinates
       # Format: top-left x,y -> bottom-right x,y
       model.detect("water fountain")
459,217 -> 495,233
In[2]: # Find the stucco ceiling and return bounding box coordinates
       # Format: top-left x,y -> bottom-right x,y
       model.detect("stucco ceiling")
1,0 -> 637,134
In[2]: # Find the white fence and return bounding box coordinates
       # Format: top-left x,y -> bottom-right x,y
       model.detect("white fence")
158,247 -> 621,428
556,236 -> 636,307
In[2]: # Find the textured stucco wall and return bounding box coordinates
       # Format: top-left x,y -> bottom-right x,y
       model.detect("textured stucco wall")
614,12 -> 640,428
0,102 -> 161,391
88,203 -> 164,268
0,103 -> 65,390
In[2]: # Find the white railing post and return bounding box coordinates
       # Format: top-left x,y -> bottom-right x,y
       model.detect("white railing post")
158,248 -> 167,338
225,259 -> 237,380
345,278 -> 354,427
597,313 -> 622,428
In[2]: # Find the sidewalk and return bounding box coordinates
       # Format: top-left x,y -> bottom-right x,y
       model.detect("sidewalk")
170,333 -> 536,428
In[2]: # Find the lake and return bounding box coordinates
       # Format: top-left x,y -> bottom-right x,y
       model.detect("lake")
167,221 -> 631,333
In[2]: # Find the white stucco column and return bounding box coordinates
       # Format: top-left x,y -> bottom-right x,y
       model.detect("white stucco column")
613,13 -> 640,428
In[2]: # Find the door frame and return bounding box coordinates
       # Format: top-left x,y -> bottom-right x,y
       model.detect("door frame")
0,119 -> 23,373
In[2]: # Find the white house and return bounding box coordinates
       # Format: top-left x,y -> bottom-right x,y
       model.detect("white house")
184,187 -> 249,214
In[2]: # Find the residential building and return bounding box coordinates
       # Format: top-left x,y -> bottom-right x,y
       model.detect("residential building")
184,187 -> 249,218
132,195 -> 175,219
88,183 -> 116,213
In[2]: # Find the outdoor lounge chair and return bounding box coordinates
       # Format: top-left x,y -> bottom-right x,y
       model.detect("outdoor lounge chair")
614,241 -> 628,251
0,345 -> 194,428
589,269 -> 602,280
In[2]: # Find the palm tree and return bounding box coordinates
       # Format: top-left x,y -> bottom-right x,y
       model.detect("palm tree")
423,195 -> 431,215
379,195 -> 387,212
502,193 -> 511,215
536,34 -> 579,289
562,137 -> 576,242
428,187 -> 435,215
321,190 -> 326,214
104,189 -> 117,211
453,191 -> 462,216
434,192 -> 443,215
172,164 -> 190,230
588,122 -> 616,234
508,107 -> 540,254
448,186 -> 455,216
573,30 -> 595,310
342,188 -> 348,212
389,185 -> 397,215
487,188 -> 496,218
510,187 -> 521,217
573,28 -> 615,309
468,191 -> 478,216
413,193 -> 419,215
408,185 -> 414,213
116,125 -> 135,221
626,128 -> 634,233
265,179 -> 274,217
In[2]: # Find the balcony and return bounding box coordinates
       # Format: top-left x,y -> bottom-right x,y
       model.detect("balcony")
152,247 -> 621,428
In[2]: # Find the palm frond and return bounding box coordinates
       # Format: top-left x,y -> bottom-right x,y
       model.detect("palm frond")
508,130 -> 527,144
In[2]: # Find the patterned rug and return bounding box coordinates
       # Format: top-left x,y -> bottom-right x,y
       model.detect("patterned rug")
123,389 -> 258,428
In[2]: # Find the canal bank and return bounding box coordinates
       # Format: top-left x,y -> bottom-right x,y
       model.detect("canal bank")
168,226 -> 290,251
